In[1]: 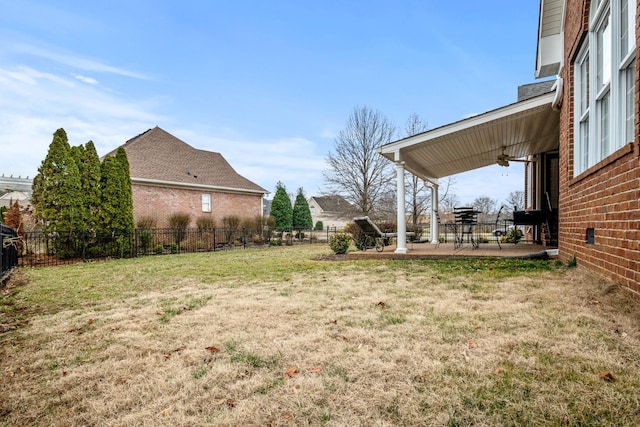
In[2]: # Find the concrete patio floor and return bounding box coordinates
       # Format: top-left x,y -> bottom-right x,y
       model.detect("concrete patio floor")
347,241 -> 558,260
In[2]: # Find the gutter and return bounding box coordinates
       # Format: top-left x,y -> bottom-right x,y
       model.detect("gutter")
132,177 -> 268,196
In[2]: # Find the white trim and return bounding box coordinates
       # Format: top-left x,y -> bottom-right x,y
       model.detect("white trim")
132,177 -> 267,196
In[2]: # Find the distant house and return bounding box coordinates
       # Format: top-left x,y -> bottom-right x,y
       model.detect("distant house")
108,127 -> 267,228
307,195 -> 357,229
0,191 -> 30,209
0,175 -> 32,201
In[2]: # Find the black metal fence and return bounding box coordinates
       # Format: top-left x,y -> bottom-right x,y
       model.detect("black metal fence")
9,220 -> 515,268
15,226 -> 341,267
1,224 -> 19,282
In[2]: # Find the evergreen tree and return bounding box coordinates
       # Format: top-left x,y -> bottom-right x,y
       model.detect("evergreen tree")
270,182 -> 292,230
114,147 -> 134,231
81,141 -> 103,230
31,128 -> 83,231
100,156 -> 122,230
292,187 -> 312,229
100,148 -> 134,232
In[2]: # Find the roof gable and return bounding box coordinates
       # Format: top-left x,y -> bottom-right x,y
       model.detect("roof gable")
112,127 -> 266,194
311,195 -> 355,213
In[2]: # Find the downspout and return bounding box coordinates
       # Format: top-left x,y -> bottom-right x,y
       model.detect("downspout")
551,76 -> 563,111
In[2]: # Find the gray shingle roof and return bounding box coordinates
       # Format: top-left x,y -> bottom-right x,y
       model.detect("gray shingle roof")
311,195 -> 355,214
111,127 -> 267,194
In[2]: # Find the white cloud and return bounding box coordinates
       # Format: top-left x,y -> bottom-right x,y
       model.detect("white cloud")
0,64 -> 165,177
73,73 -> 99,85
10,42 -> 150,80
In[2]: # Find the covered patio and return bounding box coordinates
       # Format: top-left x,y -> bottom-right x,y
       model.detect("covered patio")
347,241 -> 556,261
377,88 -> 560,254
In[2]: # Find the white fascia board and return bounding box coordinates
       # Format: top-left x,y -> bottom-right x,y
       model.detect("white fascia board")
536,33 -> 563,78
132,177 -> 267,196
379,92 -> 556,154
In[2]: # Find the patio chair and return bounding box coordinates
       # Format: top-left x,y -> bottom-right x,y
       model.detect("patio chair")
353,216 -> 415,252
453,207 -> 480,249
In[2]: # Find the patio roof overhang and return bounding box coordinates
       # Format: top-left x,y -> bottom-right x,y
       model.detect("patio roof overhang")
378,92 -> 559,184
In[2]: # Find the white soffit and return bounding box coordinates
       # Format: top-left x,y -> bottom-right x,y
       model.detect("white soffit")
536,0 -> 565,78
378,92 -> 559,181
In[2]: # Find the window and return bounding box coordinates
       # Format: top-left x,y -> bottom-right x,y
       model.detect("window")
202,194 -> 211,212
573,0 -> 636,175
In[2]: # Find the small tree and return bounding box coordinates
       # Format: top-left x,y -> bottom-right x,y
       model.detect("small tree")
292,187 -> 313,230
76,141 -> 102,231
32,128 -> 83,231
271,182 -> 292,231
4,200 -> 22,233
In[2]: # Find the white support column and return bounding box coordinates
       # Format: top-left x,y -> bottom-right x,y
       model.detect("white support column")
430,184 -> 439,245
395,161 -> 408,254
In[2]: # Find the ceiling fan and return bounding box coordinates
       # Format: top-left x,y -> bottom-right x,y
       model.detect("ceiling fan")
496,146 -> 530,167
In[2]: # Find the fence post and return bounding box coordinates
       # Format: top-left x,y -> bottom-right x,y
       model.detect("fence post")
81,229 -> 86,261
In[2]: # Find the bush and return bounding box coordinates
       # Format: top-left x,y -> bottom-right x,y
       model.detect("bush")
502,227 -> 523,244
329,233 -> 351,254
168,212 -> 191,231
139,230 -> 152,254
222,215 -> 241,245
314,221 -> 324,231
154,244 -> 164,255
196,216 -> 215,230
136,216 -> 157,229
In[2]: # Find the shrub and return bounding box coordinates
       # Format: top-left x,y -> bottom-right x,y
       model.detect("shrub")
196,216 -> 215,230
503,227 -> 523,244
314,220 -> 324,231
222,215 -> 241,244
329,233 -> 351,254
136,216 -> 157,229
169,212 -> 191,230
139,230 -> 152,254
154,244 -> 164,255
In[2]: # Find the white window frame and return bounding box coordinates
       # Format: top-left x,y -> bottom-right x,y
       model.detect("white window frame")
573,0 -> 636,176
202,193 -> 211,212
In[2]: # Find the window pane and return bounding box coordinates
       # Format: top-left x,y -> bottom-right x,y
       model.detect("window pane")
599,92 -> 610,157
621,0 -> 629,55
581,119 -> 590,172
626,61 -> 636,142
202,194 -> 211,212
580,54 -> 590,115
597,14 -> 611,89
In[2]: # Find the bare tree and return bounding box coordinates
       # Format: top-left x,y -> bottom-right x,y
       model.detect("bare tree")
503,191 -> 525,215
472,196 -> 498,222
323,106 -> 396,216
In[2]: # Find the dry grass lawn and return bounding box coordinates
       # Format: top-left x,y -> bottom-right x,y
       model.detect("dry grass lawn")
1,245 -> 639,426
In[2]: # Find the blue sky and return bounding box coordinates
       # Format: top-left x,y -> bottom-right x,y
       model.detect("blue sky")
0,0 -> 545,204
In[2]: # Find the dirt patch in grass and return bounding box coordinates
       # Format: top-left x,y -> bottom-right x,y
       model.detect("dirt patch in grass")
1,246 -> 639,426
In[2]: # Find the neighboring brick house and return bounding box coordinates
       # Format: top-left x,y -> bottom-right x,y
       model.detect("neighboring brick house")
308,195 -> 357,229
110,127 -> 267,228
537,0 -> 639,295
379,1 -> 639,296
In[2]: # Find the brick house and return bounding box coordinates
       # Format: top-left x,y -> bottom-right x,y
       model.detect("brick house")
538,0 -> 639,296
110,127 -> 267,228
378,1 -> 639,296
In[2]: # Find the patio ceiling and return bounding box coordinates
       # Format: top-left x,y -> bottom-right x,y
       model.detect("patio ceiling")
378,92 -> 559,183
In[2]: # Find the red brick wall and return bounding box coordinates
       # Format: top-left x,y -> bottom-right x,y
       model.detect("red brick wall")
559,0 -> 640,296
132,184 -> 263,228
